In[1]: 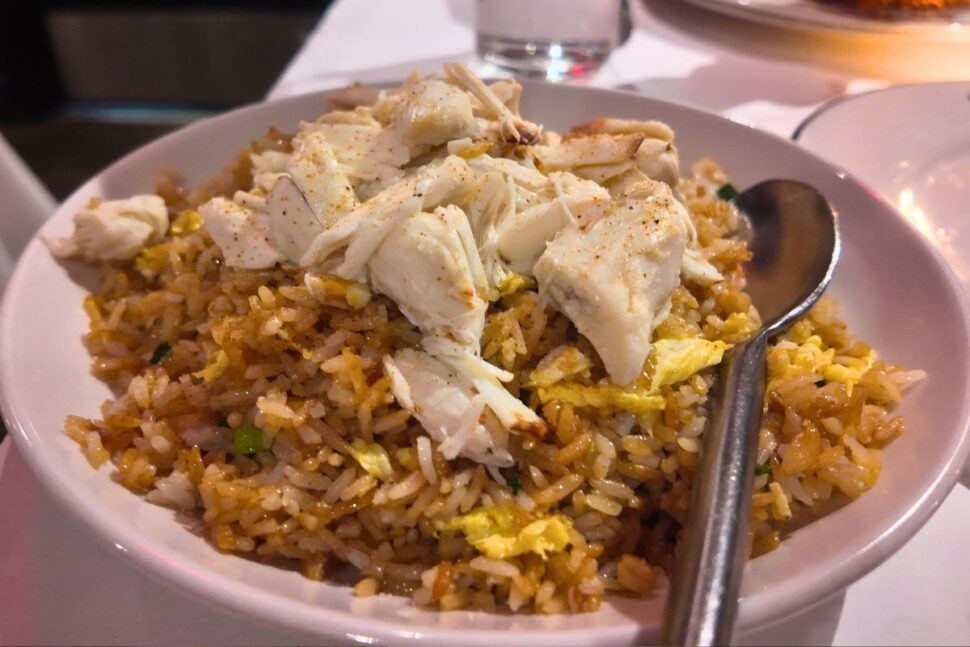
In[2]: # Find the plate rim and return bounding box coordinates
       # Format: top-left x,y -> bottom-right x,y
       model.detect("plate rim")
683,0 -> 970,39
2,81 -> 970,645
792,80 -> 970,142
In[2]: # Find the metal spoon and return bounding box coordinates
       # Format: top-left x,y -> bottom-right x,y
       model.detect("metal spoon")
660,179 -> 840,646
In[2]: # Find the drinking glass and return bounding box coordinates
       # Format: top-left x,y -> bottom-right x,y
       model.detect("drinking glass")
476,0 -> 624,81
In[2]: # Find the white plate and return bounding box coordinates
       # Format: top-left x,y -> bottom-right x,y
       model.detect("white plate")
795,81 -> 970,286
684,0 -> 970,39
2,83 -> 969,646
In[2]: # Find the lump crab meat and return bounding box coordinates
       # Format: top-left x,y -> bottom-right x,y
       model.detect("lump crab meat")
534,118 -> 680,189
369,205 -> 488,346
534,183 -> 689,386
198,197 -> 281,269
47,194 -> 169,262
383,349 -> 513,466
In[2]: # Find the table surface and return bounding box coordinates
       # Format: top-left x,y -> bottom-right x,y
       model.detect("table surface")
4,0 -> 970,644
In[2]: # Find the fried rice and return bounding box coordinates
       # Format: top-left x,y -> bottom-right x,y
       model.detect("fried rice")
59,87 -> 923,616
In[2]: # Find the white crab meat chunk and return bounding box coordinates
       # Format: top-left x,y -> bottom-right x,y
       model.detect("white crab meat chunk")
571,117 -> 674,143
301,123 -> 379,176
47,194 -> 169,262
300,155 -> 474,272
251,149 -> 290,174
494,172 -> 611,274
571,118 -> 679,188
383,350 -> 513,466
296,120 -> 407,193
682,250 -> 724,285
199,197 -> 281,269
468,156 -> 550,192
384,338 -> 546,462
604,167 -> 651,198
249,150 -> 289,192
421,336 -> 545,436
634,138 -> 680,190
370,205 -> 488,346
535,130 -> 680,189
325,85 -> 386,111
485,79 -> 523,115
536,133 -> 644,170
443,63 -> 541,144
265,176 -> 325,263
285,130 -> 358,228
465,170 -> 513,243
393,78 -> 479,149
464,170 -> 516,290
465,163 -> 610,286
534,189 -> 688,386
319,105 -> 383,127
615,177 -> 724,285
301,157 -> 482,344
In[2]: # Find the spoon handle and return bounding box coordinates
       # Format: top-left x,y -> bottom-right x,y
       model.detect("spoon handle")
660,331 -> 768,646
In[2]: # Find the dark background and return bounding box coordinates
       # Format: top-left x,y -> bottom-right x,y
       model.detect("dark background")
1,1 -> 329,200
1,1 -> 330,442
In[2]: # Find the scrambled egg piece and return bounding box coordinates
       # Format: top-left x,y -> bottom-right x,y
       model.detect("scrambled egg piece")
650,338 -> 727,391
170,209 -> 203,236
768,481 -> 792,519
777,335 -> 834,381
528,346 -> 593,388
438,503 -> 573,560
824,356 -> 876,391
720,311 -> 758,338
496,272 -> 535,298
305,274 -> 372,310
193,349 -> 230,384
135,244 -> 169,274
395,447 -> 419,471
349,440 -> 394,480
537,382 -> 665,414
534,338 -> 728,415
281,339 -> 314,361
769,335 -> 876,395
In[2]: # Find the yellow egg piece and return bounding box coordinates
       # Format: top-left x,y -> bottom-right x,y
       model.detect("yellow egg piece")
135,244 -> 169,274
537,382 -> 665,414
528,346 -> 593,388
170,209 -> 203,236
349,440 -> 395,481
823,349 -> 877,395
496,272 -> 535,298
438,503 -> 573,560
769,333 -> 877,395
192,349 -> 230,384
650,338 -> 728,391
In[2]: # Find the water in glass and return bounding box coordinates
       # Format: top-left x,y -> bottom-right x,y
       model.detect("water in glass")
476,0 -> 623,80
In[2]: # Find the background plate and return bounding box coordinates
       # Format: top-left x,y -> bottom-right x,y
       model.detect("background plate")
683,0 -> 970,39
795,81 -> 970,286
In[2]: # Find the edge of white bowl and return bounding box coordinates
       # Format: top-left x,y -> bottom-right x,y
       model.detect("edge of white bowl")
2,83 -> 969,645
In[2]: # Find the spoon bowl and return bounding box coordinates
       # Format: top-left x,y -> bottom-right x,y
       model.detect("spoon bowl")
739,180 -> 841,330
661,179 -> 840,646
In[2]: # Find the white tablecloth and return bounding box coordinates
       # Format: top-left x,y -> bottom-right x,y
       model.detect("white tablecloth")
3,1 -> 969,644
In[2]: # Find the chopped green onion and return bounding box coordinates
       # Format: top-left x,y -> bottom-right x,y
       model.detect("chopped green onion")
716,183 -> 739,201
233,424 -> 264,456
507,471 -> 521,495
150,342 -> 172,365
754,463 -> 771,476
